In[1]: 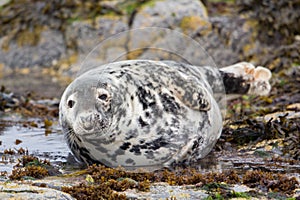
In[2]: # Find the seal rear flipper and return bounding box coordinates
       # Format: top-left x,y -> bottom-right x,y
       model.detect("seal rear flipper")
220,62 -> 272,96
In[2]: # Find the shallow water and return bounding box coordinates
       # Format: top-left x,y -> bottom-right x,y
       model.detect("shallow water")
0,117 -> 70,172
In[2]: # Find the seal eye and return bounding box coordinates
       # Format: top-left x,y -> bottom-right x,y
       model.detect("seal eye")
68,100 -> 75,108
98,94 -> 108,101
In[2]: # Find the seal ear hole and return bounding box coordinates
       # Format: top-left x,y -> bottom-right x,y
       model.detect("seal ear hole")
68,100 -> 75,108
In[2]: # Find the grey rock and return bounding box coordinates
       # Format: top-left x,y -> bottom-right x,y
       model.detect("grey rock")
129,0 -> 254,68
128,0 -> 242,68
65,16 -> 129,55
65,15 -> 129,74
191,16 -> 253,67
135,28 -> 216,67
0,183 -> 75,200
0,0 -> 267,76
65,20 -> 99,55
132,0 -> 208,28
192,32 -> 240,67
0,30 -> 66,69
149,184 -> 208,199
0,0 -> 9,7
127,0 -> 212,65
122,183 -> 209,200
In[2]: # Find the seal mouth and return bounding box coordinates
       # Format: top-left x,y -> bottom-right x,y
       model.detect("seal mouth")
78,113 -> 111,135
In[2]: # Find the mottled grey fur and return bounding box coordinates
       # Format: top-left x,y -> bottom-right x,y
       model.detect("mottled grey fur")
59,60 -> 226,170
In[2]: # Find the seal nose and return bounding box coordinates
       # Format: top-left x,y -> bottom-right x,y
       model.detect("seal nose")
80,114 -> 97,131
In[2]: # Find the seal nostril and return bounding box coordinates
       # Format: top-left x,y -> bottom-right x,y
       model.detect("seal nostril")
68,100 -> 75,108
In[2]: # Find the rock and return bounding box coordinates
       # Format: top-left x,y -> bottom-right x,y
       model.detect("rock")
121,182 -> 209,200
261,110 -> 300,122
236,0 -> 300,46
66,15 -> 128,55
0,0 -> 9,7
128,0 -> 250,67
132,28 -> 216,66
128,0 -> 213,65
132,0 -> 208,28
231,184 -> 253,193
0,182 -> 75,200
0,0 -> 266,72
0,29 -> 66,69
194,16 -> 250,67
65,15 -> 129,74
0,92 -> 20,110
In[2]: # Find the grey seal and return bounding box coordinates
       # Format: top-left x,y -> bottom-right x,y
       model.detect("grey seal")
59,60 -> 271,169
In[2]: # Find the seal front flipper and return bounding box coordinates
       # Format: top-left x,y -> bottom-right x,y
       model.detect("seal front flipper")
170,76 -> 211,111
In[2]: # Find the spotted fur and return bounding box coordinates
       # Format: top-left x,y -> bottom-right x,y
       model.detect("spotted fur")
59,60 -> 270,170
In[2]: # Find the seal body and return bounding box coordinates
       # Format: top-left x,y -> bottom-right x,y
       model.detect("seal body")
59,60 -> 223,169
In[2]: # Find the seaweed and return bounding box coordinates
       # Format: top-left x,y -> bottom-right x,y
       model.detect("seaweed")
9,165 -> 49,180
0,87 -> 59,118
219,65 -> 300,160
62,183 -> 127,200
242,170 -> 299,194
62,164 -> 298,199
9,155 -> 52,180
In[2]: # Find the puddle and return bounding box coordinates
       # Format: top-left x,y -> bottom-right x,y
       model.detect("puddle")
0,118 -> 71,172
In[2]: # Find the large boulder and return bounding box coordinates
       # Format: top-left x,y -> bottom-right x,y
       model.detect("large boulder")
128,0 -> 241,67
65,15 -> 129,74
132,0 -> 208,28
65,15 -> 129,56
128,0 -> 213,66
0,29 -> 66,69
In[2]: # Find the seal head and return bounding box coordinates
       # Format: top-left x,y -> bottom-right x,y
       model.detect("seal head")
59,71 -> 124,164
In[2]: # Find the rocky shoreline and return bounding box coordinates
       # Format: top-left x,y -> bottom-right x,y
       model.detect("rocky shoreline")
0,0 -> 299,199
